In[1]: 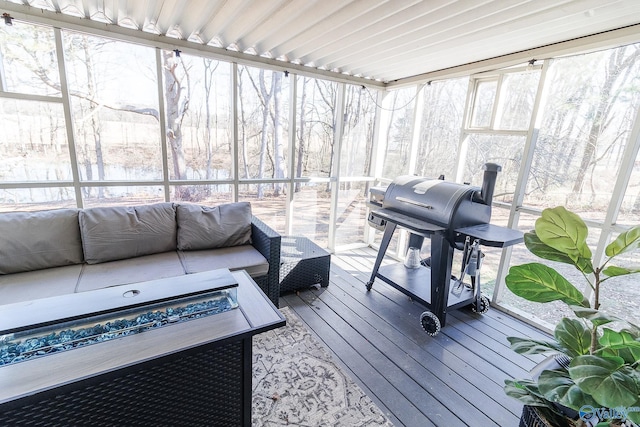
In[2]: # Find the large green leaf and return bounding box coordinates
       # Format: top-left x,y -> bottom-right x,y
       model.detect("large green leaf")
554,318 -> 591,358
568,355 -> 640,408
537,368 -> 598,411
504,379 -> 556,409
597,329 -> 640,365
602,264 -> 640,277
572,307 -> 640,337
536,206 -> 592,262
605,226 -> 640,257
627,404 -> 640,425
507,336 -> 564,355
570,305 -> 619,328
506,263 -> 588,307
524,231 -> 573,263
525,231 -> 594,274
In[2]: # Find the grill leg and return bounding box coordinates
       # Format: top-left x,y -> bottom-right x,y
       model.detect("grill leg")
367,222 -> 396,290
429,233 -> 454,327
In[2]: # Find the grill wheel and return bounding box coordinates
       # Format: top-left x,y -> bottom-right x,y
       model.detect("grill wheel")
420,311 -> 441,336
471,295 -> 490,314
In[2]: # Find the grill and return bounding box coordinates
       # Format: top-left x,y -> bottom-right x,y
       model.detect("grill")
366,163 -> 523,336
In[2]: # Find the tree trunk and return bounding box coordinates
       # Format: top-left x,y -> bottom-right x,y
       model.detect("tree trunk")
82,36 -> 105,199
237,68 -> 251,181
163,50 -> 190,200
257,70 -> 274,199
315,80 -> 337,193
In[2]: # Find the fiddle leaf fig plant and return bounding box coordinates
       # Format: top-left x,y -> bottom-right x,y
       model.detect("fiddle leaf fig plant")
503,206 -> 640,426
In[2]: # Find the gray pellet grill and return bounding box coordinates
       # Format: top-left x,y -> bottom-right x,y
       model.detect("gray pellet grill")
366,163 -> 523,336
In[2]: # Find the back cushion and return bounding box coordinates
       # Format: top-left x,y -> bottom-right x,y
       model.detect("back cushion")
0,209 -> 84,274
176,202 -> 252,251
79,203 -> 177,264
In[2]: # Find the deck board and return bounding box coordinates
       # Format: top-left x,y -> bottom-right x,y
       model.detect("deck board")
280,247 -> 551,427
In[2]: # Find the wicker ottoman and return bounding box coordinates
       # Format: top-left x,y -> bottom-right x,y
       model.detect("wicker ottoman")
279,236 -> 330,294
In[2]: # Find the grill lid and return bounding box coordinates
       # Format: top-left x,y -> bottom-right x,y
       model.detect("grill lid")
382,176 -> 478,227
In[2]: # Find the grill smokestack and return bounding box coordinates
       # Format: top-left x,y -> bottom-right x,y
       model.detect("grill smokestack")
480,163 -> 501,206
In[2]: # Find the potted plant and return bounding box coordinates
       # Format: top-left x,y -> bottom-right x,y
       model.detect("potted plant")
503,206 -> 640,427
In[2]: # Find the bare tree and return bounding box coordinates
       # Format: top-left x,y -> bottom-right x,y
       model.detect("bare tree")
237,67 -> 251,179
244,69 -> 287,198
571,46 -> 640,194
163,50 -> 191,199
80,35 -> 105,198
2,29 -> 197,201
315,80 -> 338,192
256,69 -> 274,198
202,58 -> 219,182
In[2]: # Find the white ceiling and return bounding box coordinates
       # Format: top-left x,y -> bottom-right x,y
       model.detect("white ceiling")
2,0 -> 640,86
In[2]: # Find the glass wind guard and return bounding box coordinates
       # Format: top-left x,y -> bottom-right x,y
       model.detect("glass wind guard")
0,286 -> 237,366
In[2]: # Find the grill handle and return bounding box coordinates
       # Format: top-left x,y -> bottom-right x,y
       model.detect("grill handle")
395,197 -> 433,210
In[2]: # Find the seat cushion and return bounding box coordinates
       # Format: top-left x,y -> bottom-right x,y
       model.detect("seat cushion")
76,252 -> 186,292
79,203 -> 177,264
0,264 -> 82,305
176,202 -> 252,250
0,209 -> 83,274
178,245 -> 269,278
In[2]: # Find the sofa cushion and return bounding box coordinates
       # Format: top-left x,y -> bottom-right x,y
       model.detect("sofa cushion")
178,246 -> 268,278
176,202 -> 252,251
79,203 -> 177,264
0,209 -> 84,274
75,251 -> 185,292
0,264 -> 82,305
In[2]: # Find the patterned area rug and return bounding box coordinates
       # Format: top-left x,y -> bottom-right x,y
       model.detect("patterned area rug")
252,306 -> 394,427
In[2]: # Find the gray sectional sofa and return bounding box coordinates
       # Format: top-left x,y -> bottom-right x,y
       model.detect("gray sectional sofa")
0,201 -> 282,307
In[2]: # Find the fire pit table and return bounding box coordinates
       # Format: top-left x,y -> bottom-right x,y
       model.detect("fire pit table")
0,269 -> 285,426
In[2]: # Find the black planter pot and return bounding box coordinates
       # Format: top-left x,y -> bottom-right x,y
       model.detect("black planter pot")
519,355 -> 580,427
520,405 -> 554,427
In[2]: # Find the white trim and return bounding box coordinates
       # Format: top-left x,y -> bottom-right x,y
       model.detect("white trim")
53,27 -> 83,208
155,48 -> 171,202
328,83 -> 346,252
231,62 -> 239,202
493,60 -> 550,306
364,89 -> 387,246
0,45 -> 6,92
285,72 -> 297,236
589,93 -> 640,303
407,84 -> 424,176
0,92 -> 62,103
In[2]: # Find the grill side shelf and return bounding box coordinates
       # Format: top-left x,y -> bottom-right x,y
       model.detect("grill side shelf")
369,208 -> 446,235
454,223 -> 523,248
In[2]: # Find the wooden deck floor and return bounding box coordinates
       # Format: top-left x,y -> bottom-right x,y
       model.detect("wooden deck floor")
280,247 -> 551,427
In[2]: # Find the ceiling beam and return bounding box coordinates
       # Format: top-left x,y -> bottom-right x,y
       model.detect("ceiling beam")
351,0 -> 622,81
0,1 -> 386,88
2,1 -> 638,90
387,22 -> 640,88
